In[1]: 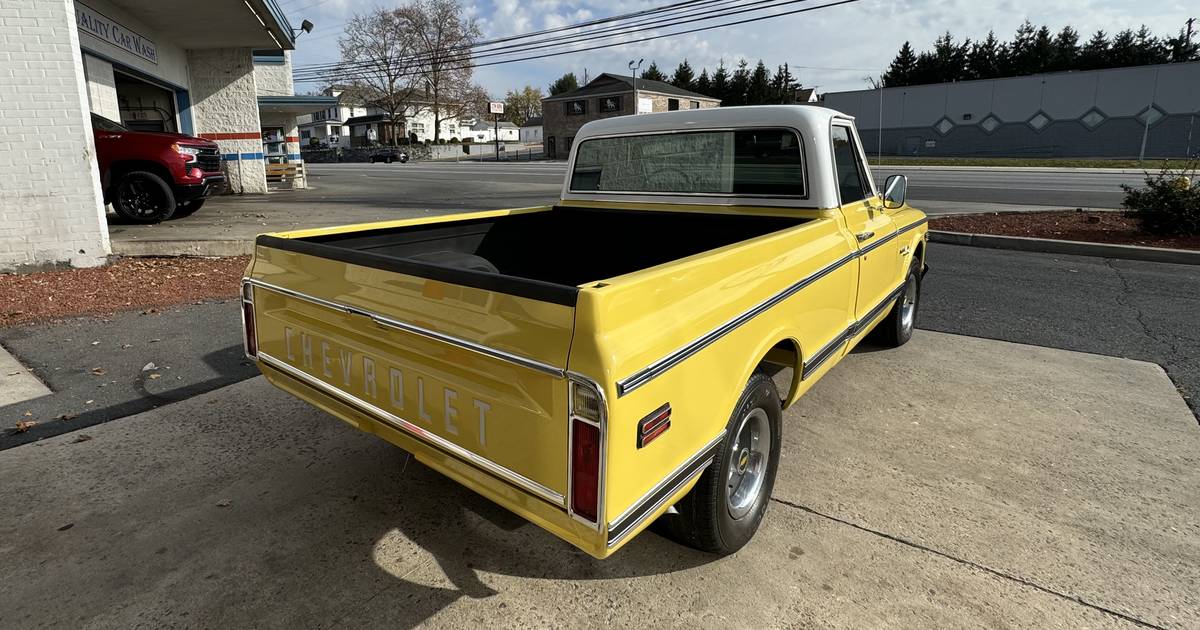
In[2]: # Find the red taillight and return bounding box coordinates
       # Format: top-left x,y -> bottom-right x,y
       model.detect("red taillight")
571,418 -> 600,522
241,284 -> 257,358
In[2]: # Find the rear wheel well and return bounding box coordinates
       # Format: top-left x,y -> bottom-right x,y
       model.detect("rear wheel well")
758,338 -> 802,407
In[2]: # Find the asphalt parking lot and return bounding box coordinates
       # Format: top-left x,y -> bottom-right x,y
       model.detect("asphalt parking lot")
1,331 -> 1196,628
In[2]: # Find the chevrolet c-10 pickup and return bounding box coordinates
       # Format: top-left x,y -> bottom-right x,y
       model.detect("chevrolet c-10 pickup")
240,106 -> 928,559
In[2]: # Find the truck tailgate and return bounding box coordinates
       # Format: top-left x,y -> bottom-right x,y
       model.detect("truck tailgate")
246,244 -> 574,506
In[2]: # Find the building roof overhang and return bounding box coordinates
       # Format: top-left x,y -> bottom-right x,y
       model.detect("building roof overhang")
258,95 -> 338,115
97,0 -> 296,50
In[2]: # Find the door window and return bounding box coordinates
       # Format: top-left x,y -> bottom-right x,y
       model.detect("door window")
831,125 -> 872,204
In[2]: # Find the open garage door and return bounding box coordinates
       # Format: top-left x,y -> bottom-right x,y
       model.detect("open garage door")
114,71 -> 178,133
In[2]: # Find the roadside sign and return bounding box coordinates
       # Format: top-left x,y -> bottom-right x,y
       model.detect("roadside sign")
488,101 -> 505,115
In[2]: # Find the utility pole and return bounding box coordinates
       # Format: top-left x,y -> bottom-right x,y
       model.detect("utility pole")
628,58 -> 644,114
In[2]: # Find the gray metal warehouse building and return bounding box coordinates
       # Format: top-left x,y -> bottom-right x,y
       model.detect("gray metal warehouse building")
822,61 -> 1200,159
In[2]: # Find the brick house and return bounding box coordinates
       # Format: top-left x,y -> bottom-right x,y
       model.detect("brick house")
541,73 -> 720,159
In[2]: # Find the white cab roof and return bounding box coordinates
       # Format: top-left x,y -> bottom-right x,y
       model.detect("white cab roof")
562,105 -> 866,210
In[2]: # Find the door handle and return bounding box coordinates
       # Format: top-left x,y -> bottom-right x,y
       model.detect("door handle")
855,231 -> 874,242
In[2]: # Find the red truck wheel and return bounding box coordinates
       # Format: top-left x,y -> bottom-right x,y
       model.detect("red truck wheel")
113,171 -> 176,223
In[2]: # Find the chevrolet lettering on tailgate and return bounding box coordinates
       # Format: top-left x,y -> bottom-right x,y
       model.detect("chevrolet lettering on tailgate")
281,326 -> 493,446
241,106 -> 928,558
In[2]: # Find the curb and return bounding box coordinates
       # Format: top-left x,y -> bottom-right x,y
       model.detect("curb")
870,164 -> 1156,175
929,231 -> 1200,265
111,239 -> 254,257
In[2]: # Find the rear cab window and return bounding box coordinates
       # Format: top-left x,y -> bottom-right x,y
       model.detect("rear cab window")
570,128 -> 806,198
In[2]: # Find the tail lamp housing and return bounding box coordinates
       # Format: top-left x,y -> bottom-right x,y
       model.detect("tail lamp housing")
241,281 -> 258,359
568,377 -> 606,527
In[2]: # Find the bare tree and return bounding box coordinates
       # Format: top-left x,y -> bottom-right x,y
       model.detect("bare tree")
402,0 -> 482,141
338,8 -> 422,146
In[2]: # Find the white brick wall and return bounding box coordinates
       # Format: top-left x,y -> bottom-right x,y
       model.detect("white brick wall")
82,54 -> 119,121
0,0 -> 109,271
253,50 -> 294,97
187,47 -> 267,194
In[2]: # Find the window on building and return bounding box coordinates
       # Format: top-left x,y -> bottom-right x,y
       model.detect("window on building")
565,100 -> 587,115
599,96 -> 622,113
668,98 -> 680,111
570,128 -> 806,197
690,101 -> 700,109
300,129 -> 311,139
331,125 -> 341,135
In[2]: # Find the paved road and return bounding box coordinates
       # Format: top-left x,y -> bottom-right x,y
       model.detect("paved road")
2,332 -> 1195,628
5,243 -> 1197,450
305,161 -> 1141,210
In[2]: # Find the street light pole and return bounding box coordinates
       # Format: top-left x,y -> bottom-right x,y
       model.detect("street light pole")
628,58 -> 644,114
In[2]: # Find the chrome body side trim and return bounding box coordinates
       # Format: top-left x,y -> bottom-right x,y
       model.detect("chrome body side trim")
613,217 -> 927,397
242,278 -> 566,378
801,282 -> 905,379
616,251 -> 857,397
258,351 -> 567,508
606,431 -> 726,548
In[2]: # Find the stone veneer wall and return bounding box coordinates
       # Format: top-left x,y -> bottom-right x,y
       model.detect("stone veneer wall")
187,48 -> 267,193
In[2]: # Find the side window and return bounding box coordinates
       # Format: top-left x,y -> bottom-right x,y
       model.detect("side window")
831,125 -> 871,204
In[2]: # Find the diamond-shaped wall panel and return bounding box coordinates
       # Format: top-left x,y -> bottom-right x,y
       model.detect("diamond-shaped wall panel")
1081,109 -> 1106,129
934,118 -> 954,135
1137,105 -> 1166,126
1027,112 -> 1050,131
979,116 -> 1000,133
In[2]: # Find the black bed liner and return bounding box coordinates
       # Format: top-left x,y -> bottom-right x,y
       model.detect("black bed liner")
256,207 -> 808,306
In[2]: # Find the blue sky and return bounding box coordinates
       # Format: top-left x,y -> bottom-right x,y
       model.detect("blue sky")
281,0 -> 1195,97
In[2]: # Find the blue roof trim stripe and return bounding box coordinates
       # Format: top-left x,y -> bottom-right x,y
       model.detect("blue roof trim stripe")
257,96 -> 339,105
261,0 -> 295,45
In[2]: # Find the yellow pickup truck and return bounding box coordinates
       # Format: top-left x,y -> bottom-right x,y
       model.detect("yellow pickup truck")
240,106 -> 927,559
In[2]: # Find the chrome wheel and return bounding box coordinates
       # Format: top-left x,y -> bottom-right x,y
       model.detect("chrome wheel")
899,274 -> 918,335
727,407 -> 770,519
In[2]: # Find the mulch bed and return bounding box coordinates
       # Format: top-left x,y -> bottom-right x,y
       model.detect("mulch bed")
931,210 -> 1200,251
1,257 -> 249,328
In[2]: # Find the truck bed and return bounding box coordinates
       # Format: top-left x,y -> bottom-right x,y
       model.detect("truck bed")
257,207 -> 808,305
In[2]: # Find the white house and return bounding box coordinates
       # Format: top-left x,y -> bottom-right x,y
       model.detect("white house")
519,116 -> 543,144
343,103 -> 463,145
468,120 -> 519,143
297,89 -> 368,147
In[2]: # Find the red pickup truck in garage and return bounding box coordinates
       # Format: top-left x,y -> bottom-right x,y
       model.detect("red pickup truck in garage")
91,113 -> 226,223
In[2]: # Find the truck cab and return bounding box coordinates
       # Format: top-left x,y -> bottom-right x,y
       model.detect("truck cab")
240,106 -> 927,559
91,113 -> 226,223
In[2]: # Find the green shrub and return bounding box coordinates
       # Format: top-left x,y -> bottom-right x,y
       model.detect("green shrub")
1121,161 -> 1200,236
449,136 -> 459,143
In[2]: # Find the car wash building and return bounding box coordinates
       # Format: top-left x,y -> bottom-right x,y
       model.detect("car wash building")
0,0 -> 334,272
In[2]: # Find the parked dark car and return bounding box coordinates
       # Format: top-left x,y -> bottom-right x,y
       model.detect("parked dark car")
91,113 -> 225,223
369,148 -> 409,164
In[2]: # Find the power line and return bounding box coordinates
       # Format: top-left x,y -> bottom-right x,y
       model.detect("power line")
292,0 -> 738,72
294,0 -> 856,83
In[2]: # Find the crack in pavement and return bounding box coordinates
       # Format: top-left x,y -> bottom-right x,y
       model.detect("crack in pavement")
769,497 -> 1167,630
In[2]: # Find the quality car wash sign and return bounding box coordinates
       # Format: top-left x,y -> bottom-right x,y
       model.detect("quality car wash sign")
75,2 -> 158,64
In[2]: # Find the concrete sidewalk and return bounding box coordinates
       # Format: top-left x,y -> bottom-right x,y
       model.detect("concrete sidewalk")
1,331 -> 1195,628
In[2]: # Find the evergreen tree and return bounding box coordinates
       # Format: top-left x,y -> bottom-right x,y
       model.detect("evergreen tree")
746,60 -> 772,104
547,72 -> 579,95
640,61 -> 667,82
1006,19 -> 1038,75
1166,28 -> 1200,62
883,41 -> 918,86
670,59 -> 695,91
770,63 -> 799,103
695,68 -> 712,96
711,61 -> 730,104
1030,25 -> 1055,73
931,32 -> 961,82
1078,30 -> 1110,69
727,59 -> 751,106
1050,26 -> 1080,71
1108,29 -> 1138,67
966,31 -> 1003,80
910,51 -> 938,85
1132,25 -> 1167,64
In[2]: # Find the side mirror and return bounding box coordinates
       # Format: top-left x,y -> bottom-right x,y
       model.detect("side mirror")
882,174 -> 908,209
